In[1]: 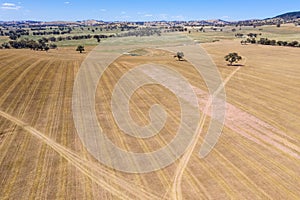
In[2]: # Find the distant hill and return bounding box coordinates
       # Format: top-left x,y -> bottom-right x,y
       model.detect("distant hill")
274,11 -> 300,20
1,11 -> 300,26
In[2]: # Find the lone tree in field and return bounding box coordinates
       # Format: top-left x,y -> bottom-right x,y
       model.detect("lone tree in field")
174,52 -> 184,61
76,45 -> 85,53
225,52 -> 242,66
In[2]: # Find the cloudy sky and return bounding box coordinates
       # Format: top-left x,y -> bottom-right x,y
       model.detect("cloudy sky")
0,0 -> 299,21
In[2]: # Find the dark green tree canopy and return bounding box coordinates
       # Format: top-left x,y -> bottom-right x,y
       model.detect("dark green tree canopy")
225,53 -> 242,66
76,45 -> 85,53
174,52 -> 184,61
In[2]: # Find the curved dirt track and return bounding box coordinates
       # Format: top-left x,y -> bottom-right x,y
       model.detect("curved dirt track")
0,110 -> 160,200
169,67 -> 241,200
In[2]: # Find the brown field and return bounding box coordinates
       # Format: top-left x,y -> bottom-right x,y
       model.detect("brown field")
0,37 -> 300,199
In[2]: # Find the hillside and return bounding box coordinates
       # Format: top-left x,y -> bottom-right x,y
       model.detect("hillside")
275,11 -> 300,20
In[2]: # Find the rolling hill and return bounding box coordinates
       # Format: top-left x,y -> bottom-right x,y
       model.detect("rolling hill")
275,11 -> 300,20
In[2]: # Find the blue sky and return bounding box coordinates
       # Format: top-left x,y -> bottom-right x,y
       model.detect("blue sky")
0,0 -> 299,21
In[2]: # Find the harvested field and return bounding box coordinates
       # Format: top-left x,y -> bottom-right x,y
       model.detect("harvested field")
0,36 -> 300,199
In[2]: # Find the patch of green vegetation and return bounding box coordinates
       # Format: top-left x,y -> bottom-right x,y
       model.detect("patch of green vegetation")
128,49 -> 149,56
71,26 -> 122,35
54,38 -> 102,47
188,27 -> 236,43
189,31 -> 235,43
15,26 -> 121,47
100,33 -> 192,47
188,24 -> 300,43
0,36 -> 9,43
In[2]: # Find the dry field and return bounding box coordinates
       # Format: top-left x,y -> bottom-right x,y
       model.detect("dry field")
0,36 -> 300,199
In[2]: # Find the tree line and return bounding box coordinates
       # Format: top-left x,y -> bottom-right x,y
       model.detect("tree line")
235,33 -> 261,38
1,39 -> 57,51
241,38 -> 300,47
0,33 -> 116,50
0,29 -> 30,40
43,34 -> 114,42
32,30 -> 71,36
116,28 -> 162,37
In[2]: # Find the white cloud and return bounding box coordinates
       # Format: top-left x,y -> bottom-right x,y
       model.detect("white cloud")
100,9 -> 106,12
3,3 -> 15,6
221,16 -> 230,19
64,1 -> 70,4
121,11 -> 126,14
172,15 -> 185,20
144,14 -> 153,17
159,14 -> 169,20
115,15 -> 132,20
1,3 -> 21,10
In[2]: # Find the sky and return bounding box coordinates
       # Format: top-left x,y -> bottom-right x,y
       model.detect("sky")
0,0 -> 300,22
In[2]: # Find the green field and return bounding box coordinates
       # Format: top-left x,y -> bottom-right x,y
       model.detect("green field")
1,23 -> 299,48
188,23 -> 300,43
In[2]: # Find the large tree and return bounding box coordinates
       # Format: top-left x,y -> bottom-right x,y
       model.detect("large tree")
76,45 -> 85,53
174,52 -> 184,61
224,53 -> 242,66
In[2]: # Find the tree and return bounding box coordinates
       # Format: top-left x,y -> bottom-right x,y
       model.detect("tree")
44,46 -> 50,52
241,40 -> 247,45
270,40 -> 276,46
9,34 -> 18,40
225,53 -> 242,66
50,44 -> 58,49
94,35 -> 101,43
1,42 -> 10,49
288,41 -> 299,47
76,45 -> 85,53
174,52 -> 184,61
277,41 -> 284,46
246,38 -> 256,44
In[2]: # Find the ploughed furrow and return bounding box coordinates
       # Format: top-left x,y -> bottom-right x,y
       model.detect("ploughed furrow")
0,48 -> 162,199
97,60 -> 173,198
0,110 -> 161,200
202,41 -> 300,140
96,50 -> 239,199
27,60 -> 63,199
213,127 -> 300,198
1,39 -> 300,200
169,67 -> 240,200
101,62 -> 173,188
0,58 -> 53,199
98,46 -> 300,199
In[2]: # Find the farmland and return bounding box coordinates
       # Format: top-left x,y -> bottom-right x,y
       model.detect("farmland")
0,24 -> 300,200
188,23 -> 300,43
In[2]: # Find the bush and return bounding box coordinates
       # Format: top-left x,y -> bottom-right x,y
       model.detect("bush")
225,52 -> 242,66
175,52 -> 184,61
76,45 -> 85,53
288,41 -> 299,47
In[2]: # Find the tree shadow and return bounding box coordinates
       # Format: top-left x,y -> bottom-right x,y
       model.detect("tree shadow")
174,59 -> 187,62
227,64 -> 244,67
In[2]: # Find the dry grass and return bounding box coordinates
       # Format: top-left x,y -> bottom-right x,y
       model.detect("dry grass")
0,47 -> 116,199
0,37 -> 300,199
188,23 -> 300,43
